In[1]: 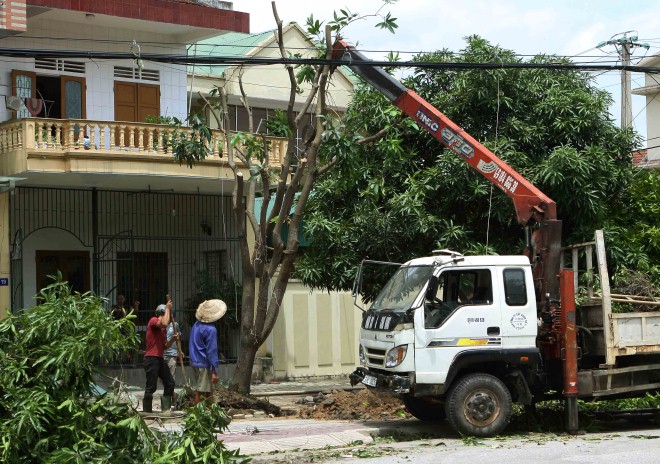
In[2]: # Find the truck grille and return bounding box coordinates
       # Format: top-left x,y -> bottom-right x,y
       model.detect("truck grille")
363,312 -> 403,331
366,347 -> 386,366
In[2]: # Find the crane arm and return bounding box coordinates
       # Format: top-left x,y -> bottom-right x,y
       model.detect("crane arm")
332,39 -> 556,225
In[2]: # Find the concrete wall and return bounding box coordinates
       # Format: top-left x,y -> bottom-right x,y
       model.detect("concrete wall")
639,55 -> 660,163
267,279 -> 362,380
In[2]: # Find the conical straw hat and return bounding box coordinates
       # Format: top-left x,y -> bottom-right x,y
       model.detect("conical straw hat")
195,299 -> 227,323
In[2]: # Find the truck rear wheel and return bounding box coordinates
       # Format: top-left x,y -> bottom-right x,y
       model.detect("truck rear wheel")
446,373 -> 512,437
402,395 -> 445,421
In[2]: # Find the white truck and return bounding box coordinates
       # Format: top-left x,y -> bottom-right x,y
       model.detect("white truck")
331,40 -> 660,437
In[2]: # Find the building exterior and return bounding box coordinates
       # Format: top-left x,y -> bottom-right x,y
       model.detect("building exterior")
187,23 -> 361,380
632,54 -> 660,169
0,0 -> 286,363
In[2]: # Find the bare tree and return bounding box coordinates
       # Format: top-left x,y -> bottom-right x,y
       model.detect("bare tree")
187,1 -> 397,393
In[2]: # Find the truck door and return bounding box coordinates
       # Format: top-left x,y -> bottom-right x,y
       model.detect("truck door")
497,267 -> 537,347
414,267 -> 501,384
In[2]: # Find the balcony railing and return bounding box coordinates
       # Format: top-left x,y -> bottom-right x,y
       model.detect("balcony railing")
0,117 -> 287,167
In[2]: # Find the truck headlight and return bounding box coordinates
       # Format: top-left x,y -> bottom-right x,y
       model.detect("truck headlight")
359,344 -> 366,365
385,345 -> 408,368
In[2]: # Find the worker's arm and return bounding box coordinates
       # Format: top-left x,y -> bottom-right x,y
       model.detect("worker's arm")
207,328 -> 219,383
165,332 -> 179,349
157,300 -> 173,328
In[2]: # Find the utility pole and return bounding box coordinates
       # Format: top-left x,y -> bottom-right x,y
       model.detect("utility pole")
597,31 -> 649,129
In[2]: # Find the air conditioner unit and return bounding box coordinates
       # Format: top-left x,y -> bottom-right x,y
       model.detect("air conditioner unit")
5,95 -> 23,111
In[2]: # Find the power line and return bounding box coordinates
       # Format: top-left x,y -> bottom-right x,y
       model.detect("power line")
2,47 -> 660,73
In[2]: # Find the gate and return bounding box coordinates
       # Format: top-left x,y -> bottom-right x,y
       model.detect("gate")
10,229 -> 23,312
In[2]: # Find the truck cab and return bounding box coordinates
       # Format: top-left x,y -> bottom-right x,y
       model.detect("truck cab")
352,252 -> 543,436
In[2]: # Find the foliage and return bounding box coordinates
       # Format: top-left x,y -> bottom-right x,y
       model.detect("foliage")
264,109 -> 291,138
0,277 -> 247,463
144,114 -> 215,165
170,114 -> 214,168
296,35 -> 650,300
185,270 -> 242,329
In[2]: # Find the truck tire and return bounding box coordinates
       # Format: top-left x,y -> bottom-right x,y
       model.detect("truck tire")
402,395 -> 446,421
445,373 -> 512,437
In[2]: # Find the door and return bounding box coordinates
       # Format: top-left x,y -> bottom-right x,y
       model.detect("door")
36,250 -> 90,295
114,82 -> 160,122
414,267 -> 500,384
114,82 -> 160,148
498,267 -> 537,348
114,81 -> 138,122
11,70 -> 36,119
61,76 -> 86,119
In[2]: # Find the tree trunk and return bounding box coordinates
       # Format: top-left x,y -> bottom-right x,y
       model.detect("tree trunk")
232,340 -> 259,395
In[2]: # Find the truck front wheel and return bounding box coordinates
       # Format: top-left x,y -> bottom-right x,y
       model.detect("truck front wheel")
402,395 -> 445,421
446,373 -> 512,437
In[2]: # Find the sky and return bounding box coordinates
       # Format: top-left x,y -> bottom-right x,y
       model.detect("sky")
231,0 -> 660,144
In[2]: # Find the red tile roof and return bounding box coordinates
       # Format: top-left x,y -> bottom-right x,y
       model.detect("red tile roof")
27,0 -> 248,32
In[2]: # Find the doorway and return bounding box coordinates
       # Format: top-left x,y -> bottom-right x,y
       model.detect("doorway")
116,251 -> 168,324
36,250 -> 90,295
11,70 -> 86,119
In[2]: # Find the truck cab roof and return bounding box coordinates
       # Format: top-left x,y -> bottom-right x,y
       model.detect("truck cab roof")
403,254 -> 532,268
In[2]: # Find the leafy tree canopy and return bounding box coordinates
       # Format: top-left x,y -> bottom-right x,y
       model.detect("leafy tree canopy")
296,35 -> 653,300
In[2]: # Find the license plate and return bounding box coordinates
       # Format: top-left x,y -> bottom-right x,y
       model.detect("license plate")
362,375 -> 377,387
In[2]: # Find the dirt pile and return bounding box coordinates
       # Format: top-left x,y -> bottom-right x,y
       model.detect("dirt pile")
298,389 -> 410,421
211,386 -> 289,418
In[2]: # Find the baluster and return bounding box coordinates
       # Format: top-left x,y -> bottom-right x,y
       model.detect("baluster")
138,127 -> 144,151
45,123 -> 52,149
99,124 -> 106,151
119,125 -> 126,150
109,124 -> 116,150
87,124 -> 96,150
147,128 -> 154,153
36,121 -> 43,148
67,123 -> 74,149
55,123 -> 62,150
156,130 -> 164,154
16,125 -> 23,149
128,126 -> 135,150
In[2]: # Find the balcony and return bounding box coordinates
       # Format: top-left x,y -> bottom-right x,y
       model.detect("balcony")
0,118 -> 287,192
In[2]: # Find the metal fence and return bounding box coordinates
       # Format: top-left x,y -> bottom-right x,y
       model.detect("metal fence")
9,186 -> 243,366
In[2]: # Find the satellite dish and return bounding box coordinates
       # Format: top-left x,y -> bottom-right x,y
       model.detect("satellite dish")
5,95 -> 23,111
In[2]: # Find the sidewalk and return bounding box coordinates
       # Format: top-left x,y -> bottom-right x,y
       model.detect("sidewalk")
250,377 -> 361,396
110,375 -> 372,457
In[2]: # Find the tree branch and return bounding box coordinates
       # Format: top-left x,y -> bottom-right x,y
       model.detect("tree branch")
358,125 -> 391,144
238,66 -> 254,133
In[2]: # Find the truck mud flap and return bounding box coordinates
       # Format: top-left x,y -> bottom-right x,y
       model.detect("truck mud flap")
350,367 -> 411,394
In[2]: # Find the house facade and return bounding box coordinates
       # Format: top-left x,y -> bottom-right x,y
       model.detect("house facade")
0,0 -> 284,362
188,24 -> 362,380
632,54 -> 660,169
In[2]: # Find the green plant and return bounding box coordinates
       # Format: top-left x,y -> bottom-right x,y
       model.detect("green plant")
185,270 -> 242,329
264,109 -> 291,138
145,114 -> 215,164
0,276 -> 247,463
171,114 -> 213,168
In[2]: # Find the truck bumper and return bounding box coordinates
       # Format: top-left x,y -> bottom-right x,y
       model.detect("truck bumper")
349,367 -> 411,394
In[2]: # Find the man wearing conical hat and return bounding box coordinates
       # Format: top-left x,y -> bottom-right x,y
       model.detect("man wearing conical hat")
189,299 -> 227,405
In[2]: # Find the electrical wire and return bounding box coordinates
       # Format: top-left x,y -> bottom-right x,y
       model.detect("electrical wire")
1,47 -> 659,73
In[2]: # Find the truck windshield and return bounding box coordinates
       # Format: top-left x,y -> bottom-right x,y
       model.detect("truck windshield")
371,265 -> 434,311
